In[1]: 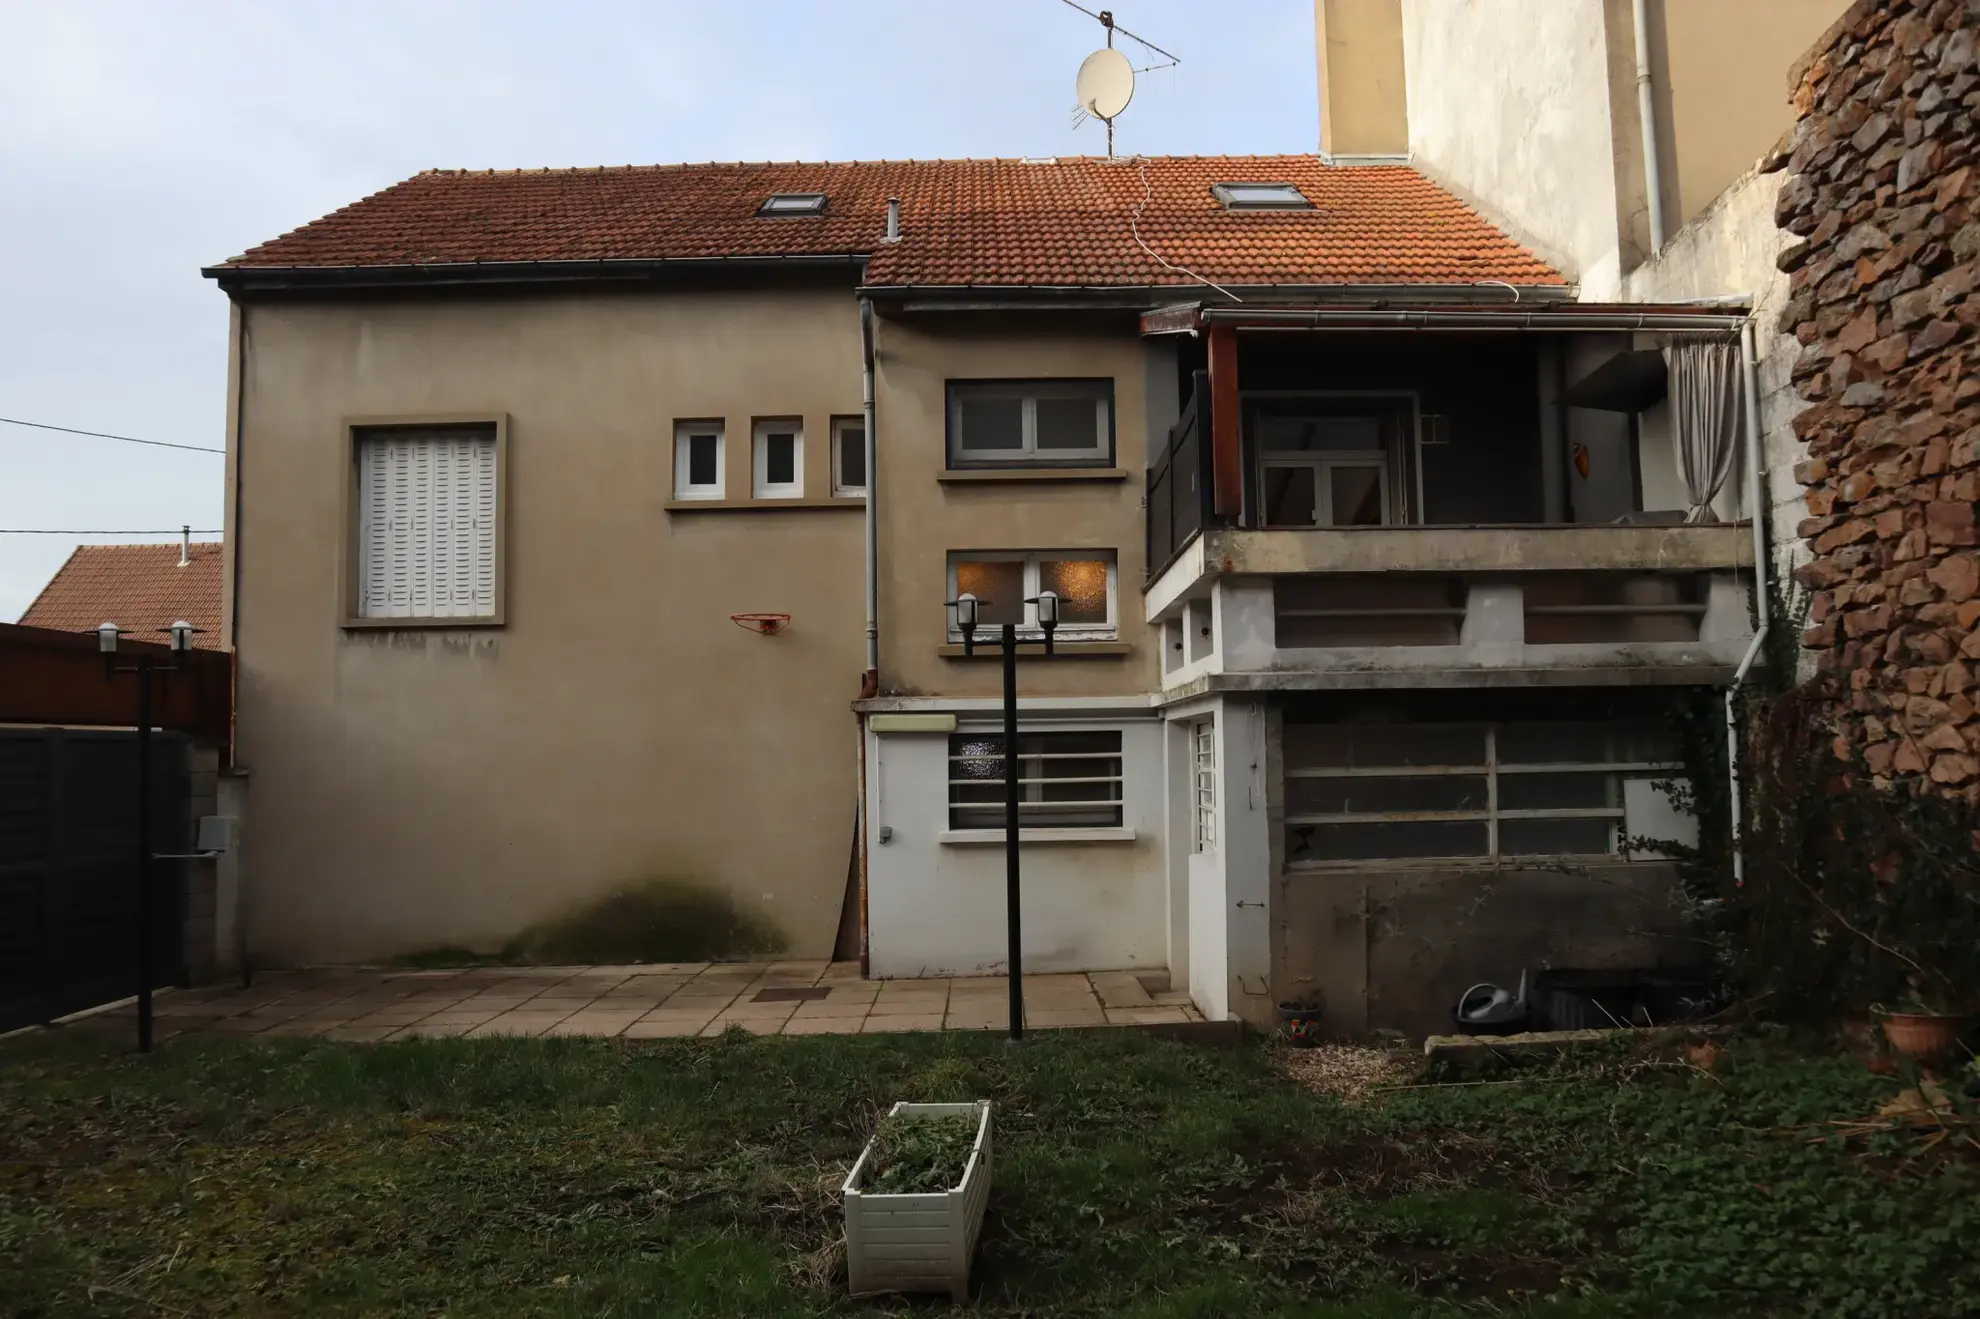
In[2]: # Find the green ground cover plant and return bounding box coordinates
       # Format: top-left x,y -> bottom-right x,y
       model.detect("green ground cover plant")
2,1028 -> 1973,1317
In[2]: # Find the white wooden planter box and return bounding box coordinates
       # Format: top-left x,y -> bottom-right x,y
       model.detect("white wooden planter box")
842,1100 -> 992,1302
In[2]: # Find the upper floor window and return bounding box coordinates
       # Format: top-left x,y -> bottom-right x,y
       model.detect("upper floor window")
947,550 -> 1116,640
674,420 -> 725,500
833,416 -> 867,497
353,422 -> 502,622
947,379 -> 1113,468
752,419 -> 803,499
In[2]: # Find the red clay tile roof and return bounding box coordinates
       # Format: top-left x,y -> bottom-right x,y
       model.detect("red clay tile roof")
214,156 -> 1565,289
18,543 -> 225,650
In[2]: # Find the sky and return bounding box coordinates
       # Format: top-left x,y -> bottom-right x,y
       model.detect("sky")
0,0 -> 1320,621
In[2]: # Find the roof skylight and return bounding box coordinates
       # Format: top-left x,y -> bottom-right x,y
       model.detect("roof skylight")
1212,182 -> 1312,211
757,193 -> 828,216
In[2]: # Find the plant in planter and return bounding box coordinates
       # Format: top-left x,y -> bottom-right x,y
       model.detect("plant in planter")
842,1101 -> 991,1302
1275,994 -> 1326,1047
1877,978 -> 1971,1064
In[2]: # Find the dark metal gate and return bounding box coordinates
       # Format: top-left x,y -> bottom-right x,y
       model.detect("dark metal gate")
0,727 -> 189,1033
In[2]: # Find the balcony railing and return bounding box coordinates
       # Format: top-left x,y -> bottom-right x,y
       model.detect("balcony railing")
1145,369 -> 1217,577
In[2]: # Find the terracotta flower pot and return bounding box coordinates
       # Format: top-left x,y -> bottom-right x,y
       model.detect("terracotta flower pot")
1880,1012 -> 1966,1062
1276,1002 -> 1326,1047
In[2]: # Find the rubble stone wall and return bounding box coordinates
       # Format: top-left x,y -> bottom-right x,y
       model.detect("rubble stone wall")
1780,0 -> 1980,794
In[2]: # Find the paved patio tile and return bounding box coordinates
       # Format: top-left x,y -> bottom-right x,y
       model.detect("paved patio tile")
465,1011 -> 574,1037
320,1025 -> 399,1042
789,998 -> 874,1020
542,1014 -> 645,1037
860,1014 -> 944,1033
699,1016 -> 787,1037
1104,1007 -> 1194,1025
623,1010 -> 719,1036
1089,972 -> 1154,1009
1023,1010 -> 1109,1027
781,1016 -> 865,1035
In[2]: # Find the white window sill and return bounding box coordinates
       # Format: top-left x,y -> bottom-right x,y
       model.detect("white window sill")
939,827 -> 1136,845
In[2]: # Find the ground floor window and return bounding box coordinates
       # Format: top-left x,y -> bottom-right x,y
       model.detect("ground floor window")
948,730 -> 1123,829
1282,721 -> 1680,864
1192,720 -> 1216,851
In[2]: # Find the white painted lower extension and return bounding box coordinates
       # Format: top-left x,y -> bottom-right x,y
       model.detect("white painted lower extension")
1163,695 -> 1275,1026
864,710 -> 1167,979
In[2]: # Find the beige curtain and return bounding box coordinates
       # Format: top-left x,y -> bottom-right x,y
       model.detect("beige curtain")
1663,337 -> 1742,524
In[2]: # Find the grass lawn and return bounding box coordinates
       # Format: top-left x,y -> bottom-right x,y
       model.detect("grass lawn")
2,1027 -> 1975,1318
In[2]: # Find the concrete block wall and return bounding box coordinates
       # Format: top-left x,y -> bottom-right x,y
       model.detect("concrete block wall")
182,744 -> 220,984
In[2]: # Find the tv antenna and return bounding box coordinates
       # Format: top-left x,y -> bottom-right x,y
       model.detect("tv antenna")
1061,1 -> 1180,158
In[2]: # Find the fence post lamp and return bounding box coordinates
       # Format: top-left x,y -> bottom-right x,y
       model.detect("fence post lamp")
944,589 -> 1059,1042
99,620 -> 201,1053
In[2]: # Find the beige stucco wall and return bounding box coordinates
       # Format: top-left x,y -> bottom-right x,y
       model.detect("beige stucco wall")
1314,0 -> 1409,157
871,315 -> 1159,701
227,285 -> 867,964
1661,0 -> 1849,227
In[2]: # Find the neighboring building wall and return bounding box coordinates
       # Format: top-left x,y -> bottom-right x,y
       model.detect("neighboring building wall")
1780,0 -> 1980,795
1398,0 -> 1848,294
1401,0 -> 1632,292
1660,0 -> 1854,226
226,285 -> 867,963
870,315 -> 1159,700
864,716 -> 1166,978
1314,0 -> 1409,157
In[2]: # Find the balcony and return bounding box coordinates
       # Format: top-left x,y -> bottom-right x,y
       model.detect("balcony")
1140,317 -> 1759,693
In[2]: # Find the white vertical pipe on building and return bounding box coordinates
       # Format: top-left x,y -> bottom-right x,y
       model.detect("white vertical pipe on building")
1632,0 -> 1669,253
1724,320 -> 1770,888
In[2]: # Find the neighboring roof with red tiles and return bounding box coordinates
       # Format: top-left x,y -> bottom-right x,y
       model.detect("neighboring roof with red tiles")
18,543 -> 225,649
210,156 -> 1566,290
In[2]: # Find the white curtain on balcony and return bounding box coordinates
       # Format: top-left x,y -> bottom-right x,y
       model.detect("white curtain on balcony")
1663,336 -> 1742,524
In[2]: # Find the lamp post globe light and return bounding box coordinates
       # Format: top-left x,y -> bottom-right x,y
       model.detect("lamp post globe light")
942,588 -> 1061,1041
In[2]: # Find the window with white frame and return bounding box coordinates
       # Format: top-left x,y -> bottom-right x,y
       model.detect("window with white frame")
753,419 -> 803,498
1281,721 -> 1682,865
948,730 -> 1124,829
1192,720 -> 1216,851
354,424 -> 500,621
947,551 -> 1116,640
832,416 -> 866,497
947,379 -> 1112,467
674,421 -> 725,500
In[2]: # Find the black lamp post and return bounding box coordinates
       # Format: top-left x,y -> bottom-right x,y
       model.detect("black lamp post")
946,588 -> 1059,1041
99,619 -> 199,1053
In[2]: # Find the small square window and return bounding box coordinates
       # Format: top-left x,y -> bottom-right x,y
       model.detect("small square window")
1212,182 -> 1312,211
948,729 -> 1124,829
757,193 -> 827,216
753,419 -> 804,499
832,416 -> 866,497
674,421 -> 725,500
947,380 -> 1112,468
947,550 -> 1117,640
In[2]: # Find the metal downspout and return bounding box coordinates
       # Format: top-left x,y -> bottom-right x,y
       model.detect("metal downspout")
860,296 -> 879,683
1725,320 -> 1770,888
1633,0 -> 1669,253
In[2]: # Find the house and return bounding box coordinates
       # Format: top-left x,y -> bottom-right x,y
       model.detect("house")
206,147 -> 1770,1034
1313,0 -> 1853,588
18,535 -> 226,648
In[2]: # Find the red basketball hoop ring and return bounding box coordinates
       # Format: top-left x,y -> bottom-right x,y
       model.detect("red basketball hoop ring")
731,613 -> 792,636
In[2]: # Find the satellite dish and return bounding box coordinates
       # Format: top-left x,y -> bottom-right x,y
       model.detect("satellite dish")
1076,47 -> 1135,121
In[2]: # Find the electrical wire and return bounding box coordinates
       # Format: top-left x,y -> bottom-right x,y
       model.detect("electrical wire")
1130,156 -> 1243,304
0,529 -> 222,535
0,415 -> 225,454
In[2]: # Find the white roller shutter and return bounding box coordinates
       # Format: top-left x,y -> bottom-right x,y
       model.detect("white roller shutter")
357,427 -> 497,618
